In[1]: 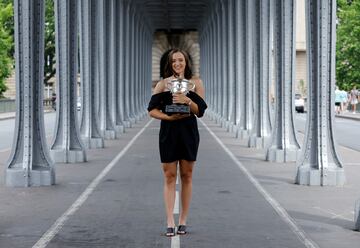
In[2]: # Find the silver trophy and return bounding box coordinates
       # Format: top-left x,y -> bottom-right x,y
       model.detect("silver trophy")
165,78 -> 195,114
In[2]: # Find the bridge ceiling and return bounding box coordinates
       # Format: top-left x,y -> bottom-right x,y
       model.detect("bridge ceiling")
134,0 -> 214,31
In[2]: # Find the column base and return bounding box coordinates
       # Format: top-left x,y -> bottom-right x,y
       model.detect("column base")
123,120 -> 132,128
355,199 -> 360,231
248,136 -> 269,149
114,125 -> 125,138
50,149 -> 87,163
103,130 -> 116,140
266,147 -> 298,162
6,166 -> 55,187
295,166 -> 345,186
82,137 -> 104,149
236,129 -> 250,139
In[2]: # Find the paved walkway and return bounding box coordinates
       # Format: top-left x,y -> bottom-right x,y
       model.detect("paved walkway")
0,115 -> 359,248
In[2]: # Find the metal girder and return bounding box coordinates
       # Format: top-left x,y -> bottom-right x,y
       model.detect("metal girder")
248,0 -> 272,148
50,0 -> 87,163
6,0 -> 55,187
266,0 -> 300,162
79,0 -> 104,149
295,0 -> 345,186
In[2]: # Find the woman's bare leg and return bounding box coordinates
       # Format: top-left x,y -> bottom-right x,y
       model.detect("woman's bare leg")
179,160 -> 194,225
163,162 -> 178,227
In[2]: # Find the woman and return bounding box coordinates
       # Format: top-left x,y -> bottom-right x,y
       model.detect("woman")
350,86 -> 359,114
147,48 -> 207,237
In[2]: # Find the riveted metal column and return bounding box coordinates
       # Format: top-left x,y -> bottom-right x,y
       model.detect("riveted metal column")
98,0 -> 116,139
236,0 -> 254,139
266,0 -> 300,162
215,6 -> 223,122
128,7 -> 136,122
79,0 -> 104,149
7,0 -> 55,187
295,0 -> 345,186
249,0 -> 272,148
220,0 -> 229,128
116,0 -> 127,130
50,0 -> 86,163
123,2 -> 132,127
109,0 -> 124,136
226,0 -> 236,132
210,16 -> 216,118
234,0 -> 246,132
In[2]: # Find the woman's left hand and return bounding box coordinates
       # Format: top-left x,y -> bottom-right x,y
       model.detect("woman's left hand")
172,93 -> 190,105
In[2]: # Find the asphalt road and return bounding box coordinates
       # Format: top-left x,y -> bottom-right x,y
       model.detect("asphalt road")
294,113 -> 360,152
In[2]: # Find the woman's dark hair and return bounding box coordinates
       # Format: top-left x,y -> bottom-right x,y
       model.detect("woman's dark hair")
163,48 -> 193,79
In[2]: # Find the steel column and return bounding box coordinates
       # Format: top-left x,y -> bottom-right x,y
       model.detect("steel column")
295,0 -> 345,185
226,0 -> 236,132
79,0 -> 104,149
266,0 -> 300,162
237,0 -> 255,139
123,2 -> 132,127
234,0 -> 246,132
249,0 -> 272,148
220,0 -> 229,127
98,0 -> 116,139
116,0 -> 127,129
50,0 -> 86,163
7,0 -> 55,186
109,0 -> 124,136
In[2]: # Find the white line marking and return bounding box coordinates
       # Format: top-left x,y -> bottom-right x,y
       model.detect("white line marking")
312,206 -> 353,221
200,119 -> 320,248
171,235 -> 180,248
32,119 -> 154,248
174,191 -> 179,214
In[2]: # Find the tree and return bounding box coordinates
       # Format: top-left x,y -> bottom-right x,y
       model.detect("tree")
44,0 -> 56,84
336,0 -> 360,91
0,1 -> 13,97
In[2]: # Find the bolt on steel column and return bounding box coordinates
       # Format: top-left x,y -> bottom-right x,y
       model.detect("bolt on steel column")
50,0 -> 87,163
79,0 -> 104,149
266,0 -> 300,162
295,0 -> 345,186
248,0 -> 272,149
6,0 -> 55,187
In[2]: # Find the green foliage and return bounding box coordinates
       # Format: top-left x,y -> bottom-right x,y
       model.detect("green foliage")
0,1 -> 13,97
44,0 -> 56,83
336,0 -> 360,91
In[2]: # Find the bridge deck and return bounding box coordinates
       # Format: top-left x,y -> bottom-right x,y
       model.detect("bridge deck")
0,116 -> 359,248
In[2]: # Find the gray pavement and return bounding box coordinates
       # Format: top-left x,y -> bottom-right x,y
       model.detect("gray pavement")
0,115 -> 359,248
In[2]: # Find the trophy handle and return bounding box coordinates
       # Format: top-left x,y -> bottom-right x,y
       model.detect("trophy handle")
188,81 -> 196,91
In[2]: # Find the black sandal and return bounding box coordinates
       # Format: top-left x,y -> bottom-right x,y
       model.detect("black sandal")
165,227 -> 176,237
177,225 -> 187,235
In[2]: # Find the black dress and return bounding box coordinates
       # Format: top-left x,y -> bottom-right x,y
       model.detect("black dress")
147,91 -> 207,163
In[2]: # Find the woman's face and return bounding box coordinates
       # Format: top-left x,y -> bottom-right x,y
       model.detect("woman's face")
171,52 -> 186,77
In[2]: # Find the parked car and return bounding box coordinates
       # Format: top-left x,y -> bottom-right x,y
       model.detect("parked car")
295,94 -> 305,113
77,97 -> 81,111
